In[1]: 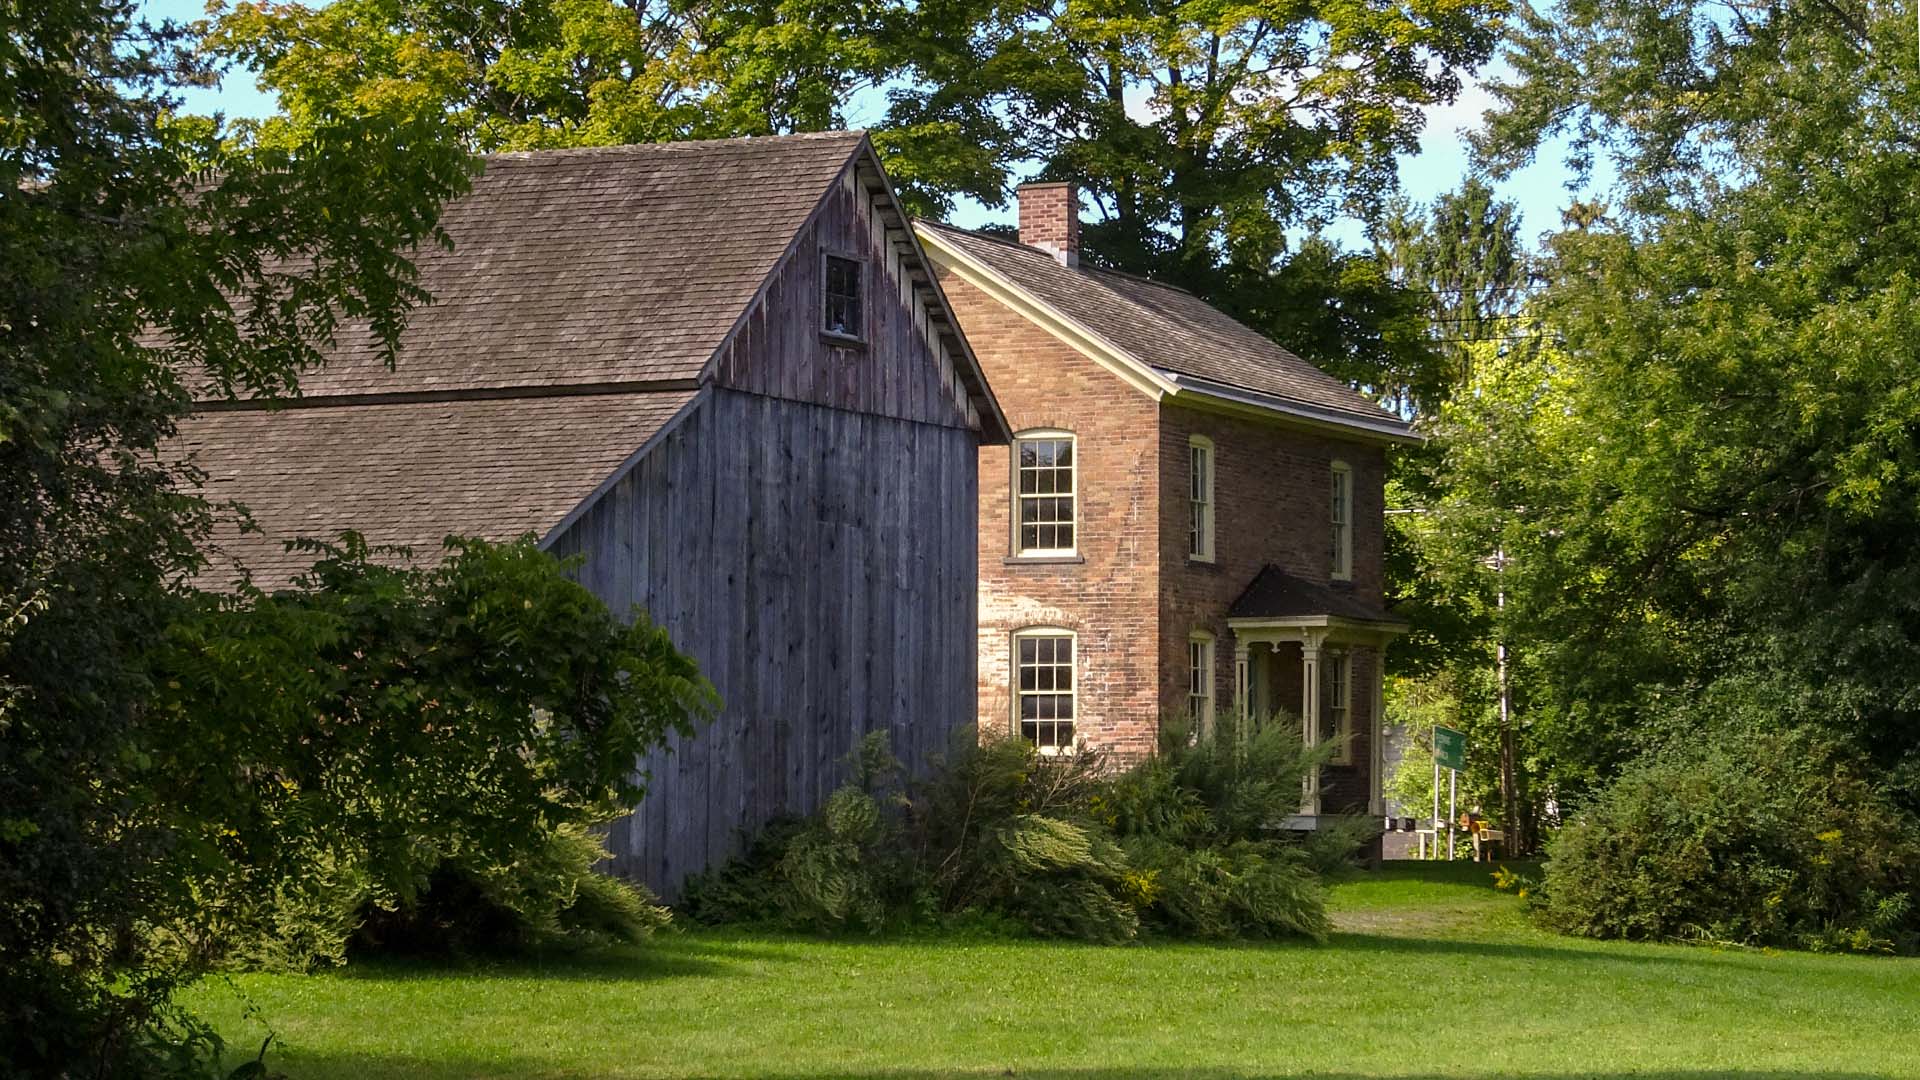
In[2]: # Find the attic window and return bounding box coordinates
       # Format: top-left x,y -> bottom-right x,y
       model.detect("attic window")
822,254 -> 865,342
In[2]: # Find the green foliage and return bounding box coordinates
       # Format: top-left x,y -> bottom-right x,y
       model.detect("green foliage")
148,535 -> 709,961
356,824 -> 673,958
0,0 -> 475,1070
1540,723 -> 1920,954
689,724 -> 1345,944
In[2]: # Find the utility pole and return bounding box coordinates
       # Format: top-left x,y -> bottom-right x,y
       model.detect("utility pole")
1489,548 -> 1519,855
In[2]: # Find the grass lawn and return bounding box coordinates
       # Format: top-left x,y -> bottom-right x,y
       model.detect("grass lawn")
181,861 -> 1920,1079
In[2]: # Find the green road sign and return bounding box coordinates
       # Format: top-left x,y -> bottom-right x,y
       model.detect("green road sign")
1433,726 -> 1467,772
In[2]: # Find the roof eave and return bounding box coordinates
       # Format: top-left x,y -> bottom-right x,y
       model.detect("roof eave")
1159,372 -> 1423,447
913,224 -> 1178,403
1227,613 -> 1410,639
852,143 -> 1012,444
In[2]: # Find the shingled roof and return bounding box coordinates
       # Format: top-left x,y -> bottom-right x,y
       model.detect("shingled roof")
178,131 -> 988,587
181,391 -> 695,586
1227,564 -> 1406,627
189,132 -> 871,402
915,221 -> 1414,442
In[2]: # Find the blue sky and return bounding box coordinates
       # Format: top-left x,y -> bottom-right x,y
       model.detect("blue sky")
142,0 -> 1599,249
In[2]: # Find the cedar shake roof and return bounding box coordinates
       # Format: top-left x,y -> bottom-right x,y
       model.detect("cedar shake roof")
916,221 -> 1412,437
181,391 -> 695,587
186,131 -> 871,401
176,130 -> 1005,589
1228,564 -> 1406,626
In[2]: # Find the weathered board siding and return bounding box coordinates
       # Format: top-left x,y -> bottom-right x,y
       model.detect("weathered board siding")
709,164 -> 979,432
549,387 -> 980,895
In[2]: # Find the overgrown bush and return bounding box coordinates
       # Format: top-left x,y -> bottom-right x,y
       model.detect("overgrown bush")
1539,725 -> 1920,954
683,720 -> 1355,943
233,825 -> 672,971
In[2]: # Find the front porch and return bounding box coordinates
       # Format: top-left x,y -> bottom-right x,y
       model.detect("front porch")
1226,564 -> 1407,820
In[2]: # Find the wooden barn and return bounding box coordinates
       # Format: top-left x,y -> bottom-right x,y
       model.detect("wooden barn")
177,131 -> 1009,894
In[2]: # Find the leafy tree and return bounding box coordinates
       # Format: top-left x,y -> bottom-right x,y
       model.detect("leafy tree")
1424,0 -> 1920,813
1376,177 -> 1531,383
1,1 -> 705,1072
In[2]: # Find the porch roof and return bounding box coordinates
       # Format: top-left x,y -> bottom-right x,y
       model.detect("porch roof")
1226,564 -> 1407,629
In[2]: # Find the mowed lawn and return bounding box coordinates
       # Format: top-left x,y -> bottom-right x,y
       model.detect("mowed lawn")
182,862 -> 1920,1080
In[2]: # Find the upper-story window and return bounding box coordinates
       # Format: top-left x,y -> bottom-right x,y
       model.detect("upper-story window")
1331,460 -> 1352,581
1014,628 -> 1076,752
1188,435 -> 1214,562
1014,431 -> 1076,555
822,254 -> 865,341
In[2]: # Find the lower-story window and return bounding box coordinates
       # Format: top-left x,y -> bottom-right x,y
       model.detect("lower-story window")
1014,629 -> 1075,751
1322,650 -> 1351,764
1187,633 -> 1215,739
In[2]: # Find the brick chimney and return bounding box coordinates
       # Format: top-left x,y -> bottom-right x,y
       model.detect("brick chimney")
1017,182 -> 1079,268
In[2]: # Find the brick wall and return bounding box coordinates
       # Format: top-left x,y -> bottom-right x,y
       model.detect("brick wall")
936,270 -> 1163,761
1156,402 -> 1388,808
935,262 -> 1393,788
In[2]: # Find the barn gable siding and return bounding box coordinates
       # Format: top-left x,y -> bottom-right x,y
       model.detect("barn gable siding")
708,165 -> 977,432
549,388 -> 978,894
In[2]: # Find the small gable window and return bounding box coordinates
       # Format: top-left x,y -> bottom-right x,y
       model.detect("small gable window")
1331,460 -> 1353,581
822,254 -> 865,341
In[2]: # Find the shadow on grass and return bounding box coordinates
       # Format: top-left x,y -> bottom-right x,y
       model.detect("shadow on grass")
321,934 -> 805,984
264,1054 -> 1903,1080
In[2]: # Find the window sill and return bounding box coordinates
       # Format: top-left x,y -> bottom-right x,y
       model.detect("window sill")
819,330 -> 867,348
1004,554 -> 1085,566
1187,555 -> 1218,568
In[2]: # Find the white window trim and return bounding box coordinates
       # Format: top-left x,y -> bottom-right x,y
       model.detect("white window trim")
1188,434 -> 1215,563
1187,631 -> 1216,740
1325,649 -> 1352,764
1331,459 -> 1353,582
1012,626 -> 1077,754
1011,429 -> 1078,558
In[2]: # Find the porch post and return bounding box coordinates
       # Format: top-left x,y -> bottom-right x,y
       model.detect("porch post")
1370,641 -> 1387,818
1300,630 -> 1325,816
1234,640 -> 1251,744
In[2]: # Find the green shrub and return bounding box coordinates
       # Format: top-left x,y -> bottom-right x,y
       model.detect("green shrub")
239,823 -> 670,968
356,823 -> 671,957
686,722 -> 1345,944
1540,725 -> 1920,953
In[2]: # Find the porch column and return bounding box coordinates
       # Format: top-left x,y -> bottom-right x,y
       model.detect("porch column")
1300,630 -> 1325,816
1234,641 -> 1251,744
1370,642 -> 1387,817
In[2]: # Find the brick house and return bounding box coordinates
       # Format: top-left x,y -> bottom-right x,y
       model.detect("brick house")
176,132 -> 1008,893
917,184 -> 1415,821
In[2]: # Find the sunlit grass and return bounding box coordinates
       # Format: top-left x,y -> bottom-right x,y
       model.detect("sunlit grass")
181,861 -> 1920,1079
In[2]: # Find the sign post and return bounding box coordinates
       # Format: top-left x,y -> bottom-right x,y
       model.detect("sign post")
1433,726 -> 1467,860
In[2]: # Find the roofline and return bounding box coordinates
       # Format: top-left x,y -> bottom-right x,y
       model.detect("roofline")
536,387 -> 707,547
1157,372 -> 1422,446
1227,614 -> 1410,640
915,221 -> 1420,447
190,378 -> 703,413
915,223 -> 1177,401
851,141 -> 1011,444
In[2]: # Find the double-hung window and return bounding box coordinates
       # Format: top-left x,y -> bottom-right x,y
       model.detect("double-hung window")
1187,633 -> 1215,739
1014,432 -> 1076,555
1322,650 -> 1352,764
1188,435 -> 1214,562
1014,629 -> 1076,751
1330,460 -> 1353,581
